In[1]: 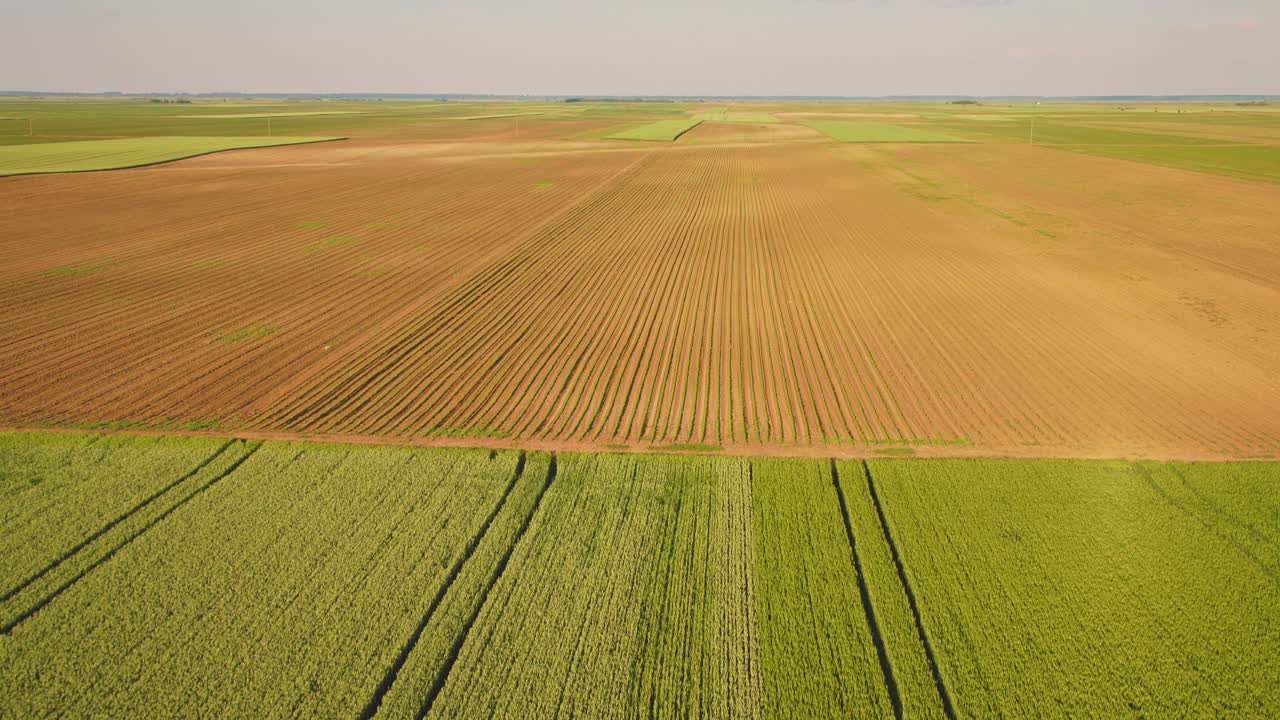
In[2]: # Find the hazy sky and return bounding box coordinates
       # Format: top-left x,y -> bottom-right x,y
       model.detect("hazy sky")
4,0 -> 1276,96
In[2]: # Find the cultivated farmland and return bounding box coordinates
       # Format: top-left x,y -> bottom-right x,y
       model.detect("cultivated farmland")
1,432 -> 1276,718
2,97 -> 1280,717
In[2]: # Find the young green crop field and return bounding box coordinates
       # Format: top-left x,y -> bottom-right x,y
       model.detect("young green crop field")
0,136 -> 342,176
805,120 -> 969,143
1,432 -> 1275,718
605,117 -> 704,141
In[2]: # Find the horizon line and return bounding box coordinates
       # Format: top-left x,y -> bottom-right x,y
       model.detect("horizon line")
3,90 -> 1279,101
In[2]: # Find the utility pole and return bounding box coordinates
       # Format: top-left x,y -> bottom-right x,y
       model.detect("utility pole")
28,117 -> 33,136
1029,116 -> 1035,146
267,117 -> 272,137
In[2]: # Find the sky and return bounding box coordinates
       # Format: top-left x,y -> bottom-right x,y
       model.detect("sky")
3,0 -> 1276,96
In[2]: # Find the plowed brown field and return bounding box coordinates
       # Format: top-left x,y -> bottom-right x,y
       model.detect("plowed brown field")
3,126 -> 1279,459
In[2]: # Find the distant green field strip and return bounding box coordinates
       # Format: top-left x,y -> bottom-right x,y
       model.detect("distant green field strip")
606,118 -> 703,141
1033,123 -> 1226,146
450,112 -> 543,121
1061,143 -> 1280,183
0,136 -> 342,176
930,121 -> 1238,146
751,457 -> 898,717
806,121 -> 969,143
176,111 -> 367,119
574,104 -> 689,116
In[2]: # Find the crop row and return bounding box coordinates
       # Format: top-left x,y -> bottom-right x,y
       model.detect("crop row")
0,143 -> 645,433
266,144 -> 934,446
4,136 -> 1278,456
268,139 -> 1275,455
255,139 -> 1280,456
606,118 -> 703,141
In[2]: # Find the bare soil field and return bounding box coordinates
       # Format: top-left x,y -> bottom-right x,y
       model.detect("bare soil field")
2,112 -> 1279,459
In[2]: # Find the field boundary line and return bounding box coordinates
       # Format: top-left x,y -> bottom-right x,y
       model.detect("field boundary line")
829,459 -> 902,718
1134,463 -> 1280,587
412,452 -> 558,720
0,440 -> 263,635
862,461 -> 958,720
0,438 -> 237,604
6,423 -> 1272,462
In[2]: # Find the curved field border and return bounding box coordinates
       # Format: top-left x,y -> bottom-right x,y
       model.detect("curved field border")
0,136 -> 346,178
